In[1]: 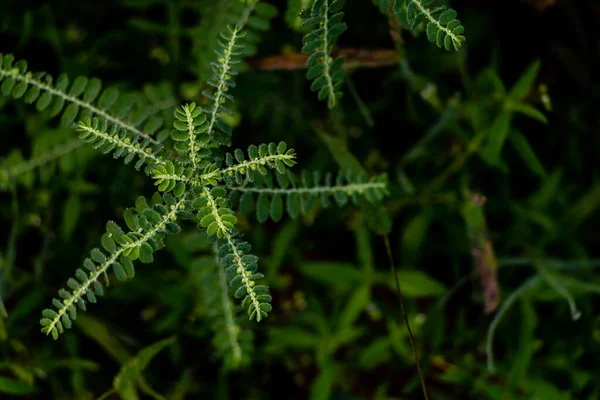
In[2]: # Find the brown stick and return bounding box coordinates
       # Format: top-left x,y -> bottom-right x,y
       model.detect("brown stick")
247,48 -> 399,70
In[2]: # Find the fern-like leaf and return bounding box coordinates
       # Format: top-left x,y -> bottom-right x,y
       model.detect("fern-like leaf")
0,53 -> 163,143
170,102 -> 211,169
40,192 -> 189,339
203,26 -> 246,145
212,141 -> 297,186
76,117 -> 167,172
202,244 -> 254,369
301,0 -> 347,109
388,0 -> 465,51
194,186 -> 272,321
230,170 -> 389,221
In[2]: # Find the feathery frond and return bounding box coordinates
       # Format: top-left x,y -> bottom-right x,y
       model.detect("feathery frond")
230,169 -> 389,222
202,25 -> 245,145
0,53 -> 163,143
384,0 -> 465,51
301,0 -> 347,109
40,192 -> 188,339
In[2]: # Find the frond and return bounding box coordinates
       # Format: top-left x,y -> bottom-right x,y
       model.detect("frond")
388,0 -> 465,51
203,26 -> 246,145
202,244 -> 254,370
76,117 -> 167,172
218,237 -> 272,322
0,53 -> 163,143
230,169 -> 389,222
206,142 -> 297,186
301,0 -> 347,109
190,0 -> 276,80
39,192 -> 189,339
169,102 -> 211,169
195,187 -> 272,322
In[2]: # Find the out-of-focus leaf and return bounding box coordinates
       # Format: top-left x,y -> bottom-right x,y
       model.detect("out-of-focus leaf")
482,112 -> 512,165
509,129 -> 546,177
300,262 -> 362,288
113,336 -> 176,397
378,270 -> 446,297
508,60 -> 541,101
0,376 -> 37,395
339,284 -> 370,328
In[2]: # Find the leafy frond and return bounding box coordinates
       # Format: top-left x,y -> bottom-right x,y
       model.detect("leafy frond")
230,169 -> 389,222
208,141 -> 297,186
387,0 -> 465,51
301,0 -> 347,109
202,26 -> 246,145
195,187 -> 272,322
170,102 -> 211,169
0,53 -> 163,143
194,187 -> 239,239
201,244 -> 254,370
190,0 -> 276,81
76,117 -> 167,172
152,160 -> 194,195
40,192 -> 189,339
218,237 -> 272,322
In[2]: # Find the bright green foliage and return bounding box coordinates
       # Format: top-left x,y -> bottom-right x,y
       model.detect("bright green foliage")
231,170 -> 389,222
215,142 -> 298,186
301,0 -> 347,109
192,186 -> 273,321
170,102 -> 211,169
76,117 -> 166,172
40,192 -> 188,339
217,237 -> 272,322
2,1 -> 389,372
203,26 -> 246,145
376,0 -> 465,51
191,0 -> 277,83
0,53 -> 165,143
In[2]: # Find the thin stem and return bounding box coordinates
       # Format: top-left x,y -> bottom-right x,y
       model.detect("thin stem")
383,235 -> 430,400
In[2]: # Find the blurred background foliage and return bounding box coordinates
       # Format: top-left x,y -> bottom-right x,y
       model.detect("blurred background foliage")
1,0 -> 600,399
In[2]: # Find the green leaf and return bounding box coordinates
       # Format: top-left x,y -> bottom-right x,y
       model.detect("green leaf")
114,336 -> 176,394
300,261 -> 362,288
98,87 -> 120,110
380,270 -> 447,298
507,102 -> 548,124
61,103 -> 80,127
508,60 -> 541,101
482,112 -> 512,165
0,377 -> 37,395
509,129 -> 546,178
401,208 -> 433,266
270,193 -> 283,221
256,193 -> 270,223
113,262 -> 127,281
91,248 -> 107,264
101,233 -> 117,253
339,284 -> 370,328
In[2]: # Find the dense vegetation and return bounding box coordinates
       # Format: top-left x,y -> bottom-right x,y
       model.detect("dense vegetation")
1,0 -> 599,398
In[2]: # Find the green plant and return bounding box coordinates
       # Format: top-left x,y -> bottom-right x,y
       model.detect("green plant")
3,0 -> 600,399
0,3 -> 388,367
